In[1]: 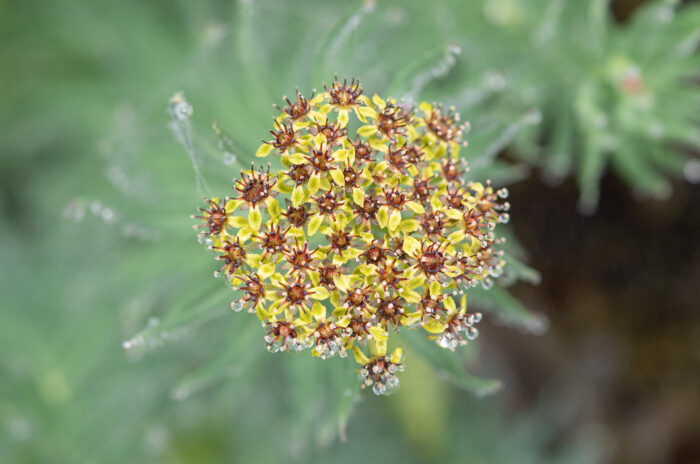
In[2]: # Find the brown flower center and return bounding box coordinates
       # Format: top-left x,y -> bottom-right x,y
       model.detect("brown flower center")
288,164 -> 312,185
419,250 -> 446,275
330,230 -> 352,252
284,204 -> 309,227
286,284 -> 307,304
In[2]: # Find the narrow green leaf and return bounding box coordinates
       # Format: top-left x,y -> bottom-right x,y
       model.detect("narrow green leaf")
399,330 -> 502,398
469,286 -> 548,335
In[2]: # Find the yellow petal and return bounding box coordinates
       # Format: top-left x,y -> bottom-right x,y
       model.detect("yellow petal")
402,235 -> 420,255
255,143 -> 274,157
373,161 -> 388,174
308,270 -> 320,286
334,148 -> 349,163
288,227 -> 305,240
313,133 -> 327,148
404,311 -> 421,327
444,296 -> 457,312
447,230 -> 466,244
405,274 -> 425,290
310,286 -> 330,300
342,247 -> 362,259
248,208 -> 262,231
330,290 -> 341,307
450,142 -> 461,159
236,226 -> 253,242
258,262 -> 276,280
332,253 -> 349,265
245,254 -> 262,268
336,315 -> 351,328
369,338 -> 387,357
444,265 -> 461,278
335,212 -> 349,229
255,305 -> 269,321
356,264 -> 375,276
388,209 -> 402,231
286,153 -> 307,165
376,206 -> 389,228
266,197 -> 281,219
329,169 -> 345,187
429,280 -> 442,298
307,215 -> 323,236
311,92 -> 327,104
337,109 -> 349,127
434,143 -> 446,160
276,181 -> 293,194
402,290 -> 421,303
368,140 -> 388,152
356,105 -> 377,120
291,185 -> 305,207
228,215 -> 249,228
372,94 -> 386,108
352,188 -> 365,206
423,318 -> 446,334
332,306 -> 346,319
390,348 -> 403,364
225,199 -> 243,213
368,325 -> 388,342
311,301 -> 326,319
357,125 -> 377,138
445,208 -> 462,220
297,310 -> 313,326
405,201 -> 425,215
308,173 -> 321,195
357,95 -> 372,106
352,346 -> 370,365
396,219 -> 419,234
332,274 -> 349,292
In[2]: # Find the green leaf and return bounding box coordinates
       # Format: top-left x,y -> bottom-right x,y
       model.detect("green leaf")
122,284 -> 235,352
170,315 -> 262,400
502,252 -> 542,285
611,147 -> 671,200
577,145 -> 607,215
469,286 -> 547,335
399,330 -> 502,398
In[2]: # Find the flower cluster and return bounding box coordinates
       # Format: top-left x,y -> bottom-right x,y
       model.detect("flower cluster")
193,77 -> 510,394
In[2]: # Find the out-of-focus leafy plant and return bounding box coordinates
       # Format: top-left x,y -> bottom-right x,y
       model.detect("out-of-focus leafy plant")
18,0 -> 700,462
481,0 -> 700,211
2,0 -> 546,459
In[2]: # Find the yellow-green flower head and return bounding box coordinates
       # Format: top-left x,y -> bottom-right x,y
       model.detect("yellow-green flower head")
193,76 -> 511,395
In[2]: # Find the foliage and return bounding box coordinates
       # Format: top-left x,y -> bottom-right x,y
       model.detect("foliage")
482,0 -> 700,211
2,0 -> 696,462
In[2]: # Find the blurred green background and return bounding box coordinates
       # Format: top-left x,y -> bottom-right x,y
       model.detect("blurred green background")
2,0 -> 698,463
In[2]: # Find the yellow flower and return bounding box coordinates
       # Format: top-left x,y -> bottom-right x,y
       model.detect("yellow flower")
194,77 -> 511,394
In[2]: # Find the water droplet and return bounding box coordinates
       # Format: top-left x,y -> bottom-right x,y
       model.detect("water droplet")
223,151 -> 237,166
62,201 -> 86,222
231,301 -> 244,312
9,416 -> 32,442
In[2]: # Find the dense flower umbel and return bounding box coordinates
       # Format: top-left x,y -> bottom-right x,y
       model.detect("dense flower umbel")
193,78 -> 510,394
